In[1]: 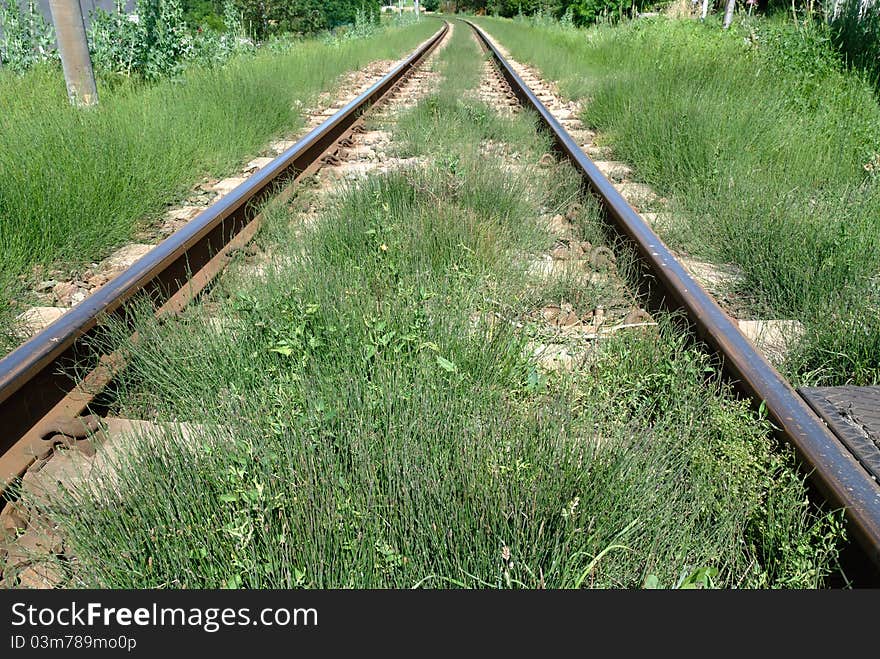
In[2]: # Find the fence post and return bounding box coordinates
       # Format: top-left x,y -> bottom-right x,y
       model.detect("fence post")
48,0 -> 98,106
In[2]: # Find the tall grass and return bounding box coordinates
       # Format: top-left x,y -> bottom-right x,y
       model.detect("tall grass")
473,15 -> 880,385
0,20 -> 437,326
829,0 -> 880,88
28,23 -> 845,589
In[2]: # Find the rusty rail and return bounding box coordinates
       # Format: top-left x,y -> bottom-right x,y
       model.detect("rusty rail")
0,21 -> 449,490
467,20 -> 880,572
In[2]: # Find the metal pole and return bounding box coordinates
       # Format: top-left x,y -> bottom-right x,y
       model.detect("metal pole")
47,0 -> 98,106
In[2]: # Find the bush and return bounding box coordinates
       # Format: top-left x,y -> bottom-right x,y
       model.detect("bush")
564,0 -> 651,24
0,0 -> 55,73
2,0 -> 387,80
89,0 -> 201,80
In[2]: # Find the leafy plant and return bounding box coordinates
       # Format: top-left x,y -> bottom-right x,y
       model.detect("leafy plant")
88,0 -> 145,78
88,0 -> 194,80
0,0 -> 55,73
643,566 -> 719,589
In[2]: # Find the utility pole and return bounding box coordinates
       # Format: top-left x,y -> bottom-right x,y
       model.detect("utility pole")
48,0 -> 98,106
722,0 -> 736,28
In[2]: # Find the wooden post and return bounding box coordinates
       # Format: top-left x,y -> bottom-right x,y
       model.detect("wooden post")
48,0 -> 98,106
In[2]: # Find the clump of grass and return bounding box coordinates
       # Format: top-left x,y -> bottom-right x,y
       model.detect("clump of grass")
474,15 -> 880,385
32,21 -> 844,589
0,20 -> 437,345
830,0 -> 880,90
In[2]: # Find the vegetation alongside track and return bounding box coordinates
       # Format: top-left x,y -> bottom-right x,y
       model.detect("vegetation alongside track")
30,23 -> 845,589
0,20 -> 436,343
475,15 -> 880,386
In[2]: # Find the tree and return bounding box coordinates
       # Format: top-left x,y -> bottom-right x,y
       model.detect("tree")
182,0 -> 226,31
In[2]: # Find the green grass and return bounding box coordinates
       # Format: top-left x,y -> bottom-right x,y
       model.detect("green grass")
20,21 -> 845,589
831,0 -> 880,91
473,15 -> 880,386
0,20 -> 438,344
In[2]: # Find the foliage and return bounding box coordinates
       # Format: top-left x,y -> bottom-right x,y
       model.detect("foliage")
87,1 -> 142,77
85,1 -> 390,80
448,0 -> 655,25
182,0 -> 226,31
229,0 -> 383,40
322,6 -> 381,44
141,0 -> 192,77
175,1 -> 391,36
0,0 -> 55,73
563,0 -> 650,24
3,1 -> 395,78
222,0 -> 243,37
88,0 -> 199,79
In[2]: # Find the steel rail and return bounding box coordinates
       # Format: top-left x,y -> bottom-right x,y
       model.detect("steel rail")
467,20 -> 880,571
0,21 -> 449,488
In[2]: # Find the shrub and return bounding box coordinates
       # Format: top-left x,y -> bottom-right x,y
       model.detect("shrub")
0,0 -> 55,73
88,0 -> 196,80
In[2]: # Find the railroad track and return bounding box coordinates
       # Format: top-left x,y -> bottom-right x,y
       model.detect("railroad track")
1,18 -> 878,586
0,23 -> 449,488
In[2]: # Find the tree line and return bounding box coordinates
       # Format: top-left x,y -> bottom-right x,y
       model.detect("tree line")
437,1 -> 838,27
438,1 -> 652,25
183,0 -> 387,38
